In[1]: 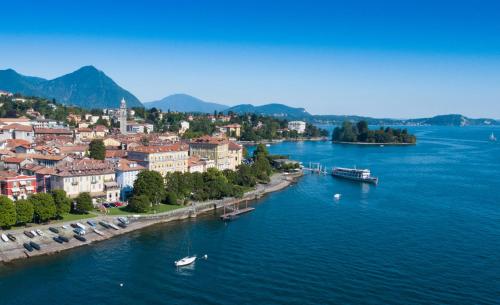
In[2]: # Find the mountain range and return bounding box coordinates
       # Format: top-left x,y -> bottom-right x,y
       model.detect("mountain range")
0,66 -> 142,109
1,66 -> 497,126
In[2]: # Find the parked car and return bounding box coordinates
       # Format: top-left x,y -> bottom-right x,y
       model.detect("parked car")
103,203 -> 110,208
24,231 -> 35,238
74,234 -> 87,242
49,227 -> 59,234
114,202 -> 125,207
87,220 -> 97,227
29,241 -> 41,251
7,233 -> 16,241
109,202 -> 117,208
53,236 -> 64,244
117,217 -> 129,225
58,235 -> 69,243
73,228 -> 86,236
75,223 -> 86,230
23,243 -> 34,252
36,229 -> 43,236
70,223 -> 79,228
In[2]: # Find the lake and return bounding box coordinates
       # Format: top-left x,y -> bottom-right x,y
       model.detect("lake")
1,126 -> 499,305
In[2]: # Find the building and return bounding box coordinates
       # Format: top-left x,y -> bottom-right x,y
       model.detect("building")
188,156 -> 215,173
219,124 -> 241,138
29,154 -> 73,168
179,121 -> 190,134
115,159 -> 144,200
0,117 -> 31,127
119,98 -> 127,134
75,127 -> 94,141
50,159 -> 119,203
0,171 -> 37,200
228,142 -> 244,170
0,124 -> 34,143
127,122 -> 154,134
189,136 -> 232,170
127,143 -> 189,176
287,121 -> 306,134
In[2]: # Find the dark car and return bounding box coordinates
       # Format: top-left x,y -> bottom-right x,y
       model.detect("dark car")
53,236 -> 64,244
58,235 -> 69,243
7,233 -> 16,241
23,243 -> 34,252
24,231 -> 35,238
73,234 -> 86,242
70,223 -> 79,228
117,222 -> 127,229
99,221 -> 110,229
29,241 -> 41,251
109,202 -> 117,208
103,203 -> 110,208
49,227 -> 59,234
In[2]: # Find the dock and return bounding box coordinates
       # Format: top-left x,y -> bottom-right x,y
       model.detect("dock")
302,162 -> 328,175
220,200 -> 255,221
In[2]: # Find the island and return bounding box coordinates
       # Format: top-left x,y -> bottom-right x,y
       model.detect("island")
332,121 -> 417,144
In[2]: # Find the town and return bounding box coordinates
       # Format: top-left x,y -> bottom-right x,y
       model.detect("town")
0,91 -> 312,230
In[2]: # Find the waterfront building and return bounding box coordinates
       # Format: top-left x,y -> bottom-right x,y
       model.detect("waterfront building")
228,142 -> 243,170
127,143 -> 189,176
119,98 -> 127,135
288,121 -> 306,134
189,136 -> 231,170
50,159 -> 119,203
0,171 -> 37,200
115,159 -> 145,200
188,156 -> 216,173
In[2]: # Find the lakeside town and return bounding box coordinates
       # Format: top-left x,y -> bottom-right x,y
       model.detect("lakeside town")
0,91 -> 312,261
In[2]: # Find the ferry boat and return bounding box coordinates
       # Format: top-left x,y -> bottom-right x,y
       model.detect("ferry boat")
332,167 -> 379,184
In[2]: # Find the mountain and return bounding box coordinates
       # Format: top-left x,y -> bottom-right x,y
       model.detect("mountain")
0,66 -> 142,109
226,103 -> 311,119
313,114 -> 499,126
145,94 -> 229,113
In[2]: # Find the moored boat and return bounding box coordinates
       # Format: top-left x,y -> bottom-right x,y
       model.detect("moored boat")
108,223 -> 120,230
175,256 -> 197,267
332,167 -> 378,184
490,132 -> 497,141
93,228 -> 104,236
1,233 -> 8,242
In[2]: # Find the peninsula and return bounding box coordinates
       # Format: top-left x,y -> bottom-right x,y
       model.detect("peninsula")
332,121 -> 417,145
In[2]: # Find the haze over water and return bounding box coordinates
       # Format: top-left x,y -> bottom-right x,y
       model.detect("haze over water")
0,126 -> 499,305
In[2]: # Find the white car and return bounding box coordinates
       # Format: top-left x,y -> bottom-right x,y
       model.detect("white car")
62,225 -> 69,229
36,229 -> 43,236
30,230 -> 37,236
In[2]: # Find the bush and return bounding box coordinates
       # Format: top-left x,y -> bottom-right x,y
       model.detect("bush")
30,193 -> 57,223
75,192 -> 93,213
15,199 -> 34,224
133,170 -> 166,205
128,195 -> 150,213
0,196 -> 16,228
165,192 -> 178,205
51,189 -> 71,217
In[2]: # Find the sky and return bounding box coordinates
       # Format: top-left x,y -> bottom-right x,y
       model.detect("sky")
0,0 -> 499,118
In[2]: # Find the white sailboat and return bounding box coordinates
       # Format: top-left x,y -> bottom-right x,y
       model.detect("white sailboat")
490,132 -> 497,141
175,237 -> 197,267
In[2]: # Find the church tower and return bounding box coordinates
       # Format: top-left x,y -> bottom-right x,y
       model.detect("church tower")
119,98 -> 127,134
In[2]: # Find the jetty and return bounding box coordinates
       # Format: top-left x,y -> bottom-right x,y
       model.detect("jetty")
220,200 -> 255,221
302,162 -> 328,175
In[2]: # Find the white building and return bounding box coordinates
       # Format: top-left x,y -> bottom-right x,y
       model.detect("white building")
180,120 -> 190,134
288,121 -> 306,134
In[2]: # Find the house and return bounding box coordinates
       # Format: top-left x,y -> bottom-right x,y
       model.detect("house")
93,125 -> 108,138
189,136 -> 232,170
115,159 -> 145,200
0,124 -> 34,143
21,164 -> 55,193
219,124 -> 241,138
287,121 -> 306,134
67,114 -> 81,124
75,127 -> 94,141
32,118 -> 60,129
28,153 -> 73,168
2,156 -> 31,172
127,143 -> 189,176
103,137 -> 121,148
127,123 -> 154,134
179,121 -> 190,134
0,171 -> 37,200
50,159 -> 119,203
105,149 -> 127,161
228,142 -> 244,170
34,128 -> 73,140
0,117 -> 31,127
58,145 -> 88,157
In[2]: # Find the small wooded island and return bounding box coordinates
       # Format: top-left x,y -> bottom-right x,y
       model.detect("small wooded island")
332,121 -> 417,144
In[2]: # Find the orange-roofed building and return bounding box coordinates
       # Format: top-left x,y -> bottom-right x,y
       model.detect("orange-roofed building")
0,171 -> 37,200
127,143 -> 189,176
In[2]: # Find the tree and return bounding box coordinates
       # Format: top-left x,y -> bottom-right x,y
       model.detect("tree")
30,193 -> 57,223
133,170 -> 166,206
51,189 -> 71,217
89,139 -> 106,160
165,192 -> 178,205
75,192 -> 93,213
15,199 -> 34,224
0,196 -> 16,228
128,195 -> 150,213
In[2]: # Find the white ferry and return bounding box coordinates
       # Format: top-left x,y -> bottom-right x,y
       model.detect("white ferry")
332,167 -> 379,184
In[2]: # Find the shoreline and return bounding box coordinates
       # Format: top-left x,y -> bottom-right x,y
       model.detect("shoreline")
332,141 -> 416,146
0,172 -> 303,264
238,137 -> 328,146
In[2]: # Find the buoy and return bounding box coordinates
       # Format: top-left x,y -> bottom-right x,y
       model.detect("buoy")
334,194 -> 341,200
203,254 -> 208,259
120,283 -> 124,287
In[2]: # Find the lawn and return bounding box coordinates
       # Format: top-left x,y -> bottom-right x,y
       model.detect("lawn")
54,212 -> 97,223
104,204 -> 183,216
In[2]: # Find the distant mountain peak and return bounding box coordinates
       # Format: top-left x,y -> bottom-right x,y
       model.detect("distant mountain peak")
145,94 -> 229,113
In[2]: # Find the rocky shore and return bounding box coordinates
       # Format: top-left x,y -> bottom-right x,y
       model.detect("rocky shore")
0,172 -> 302,264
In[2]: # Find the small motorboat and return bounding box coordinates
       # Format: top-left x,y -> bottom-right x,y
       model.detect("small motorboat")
334,193 -> 341,200
117,222 -> 127,229
99,221 -> 111,229
108,223 -> 120,230
93,228 -> 105,236
175,256 -> 197,267
1,233 -> 9,242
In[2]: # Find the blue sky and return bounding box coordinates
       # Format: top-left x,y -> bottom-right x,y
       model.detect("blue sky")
0,0 -> 499,118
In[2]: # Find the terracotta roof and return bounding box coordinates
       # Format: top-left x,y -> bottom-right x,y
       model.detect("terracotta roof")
77,127 -> 92,132
1,123 -> 33,132
34,128 -> 72,135
190,136 -> 229,145
228,141 -> 243,150
58,145 -> 88,154
0,117 -> 30,123
105,149 -> 127,158
94,125 -> 108,132
53,159 -> 115,177
27,154 -> 68,161
0,170 -> 35,179
115,159 -> 145,172
4,139 -> 31,148
223,124 -> 241,128
3,157 -> 25,164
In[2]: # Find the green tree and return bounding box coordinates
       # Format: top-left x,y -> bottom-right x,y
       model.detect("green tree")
51,189 -> 71,217
0,196 -> 16,228
89,139 -> 106,160
133,170 -> 166,206
30,193 -> 57,223
128,195 -> 150,213
75,192 -> 93,213
165,192 -> 178,205
15,199 -> 34,224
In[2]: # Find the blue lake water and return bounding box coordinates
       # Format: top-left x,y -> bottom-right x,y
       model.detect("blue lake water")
1,126 -> 499,305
